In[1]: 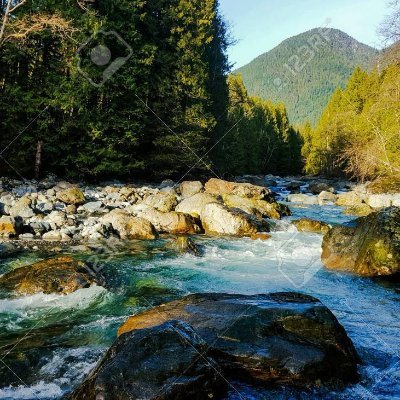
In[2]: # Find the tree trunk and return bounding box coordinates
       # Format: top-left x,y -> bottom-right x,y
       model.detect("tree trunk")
34,140 -> 43,180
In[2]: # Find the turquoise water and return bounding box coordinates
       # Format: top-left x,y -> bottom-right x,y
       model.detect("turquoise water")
0,204 -> 399,399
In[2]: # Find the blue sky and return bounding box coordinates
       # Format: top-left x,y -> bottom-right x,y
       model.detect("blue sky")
220,0 -> 389,68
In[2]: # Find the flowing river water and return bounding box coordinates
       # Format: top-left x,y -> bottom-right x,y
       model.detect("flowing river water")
0,191 -> 399,399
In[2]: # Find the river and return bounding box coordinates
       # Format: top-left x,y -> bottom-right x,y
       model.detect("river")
0,198 -> 399,399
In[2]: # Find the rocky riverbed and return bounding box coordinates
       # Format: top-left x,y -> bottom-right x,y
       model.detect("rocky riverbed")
0,174 -> 399,400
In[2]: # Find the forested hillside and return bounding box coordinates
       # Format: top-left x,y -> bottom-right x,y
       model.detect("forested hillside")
0,0 -> 230,180
218,75 -> 303,175
236,28 -> 378,126
303,63 -> 400,182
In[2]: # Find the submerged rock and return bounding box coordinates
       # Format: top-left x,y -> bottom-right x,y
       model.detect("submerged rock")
0,256 -> 101,296
167,236 -> 204,256
118,293 -> 360,388
322,207 -> 400,277
293,218 -> 330,234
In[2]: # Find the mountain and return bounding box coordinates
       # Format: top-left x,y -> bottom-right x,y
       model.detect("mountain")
235,28 -> 378,126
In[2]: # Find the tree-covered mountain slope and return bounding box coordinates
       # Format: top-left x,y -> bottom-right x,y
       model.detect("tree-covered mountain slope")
235,28 -> 378,126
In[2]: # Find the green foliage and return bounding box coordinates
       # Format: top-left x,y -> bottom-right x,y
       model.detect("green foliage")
0,0 -> 230,180
236,28 -> 378,127
303,63 -> 400,181
218,75 -> 303,175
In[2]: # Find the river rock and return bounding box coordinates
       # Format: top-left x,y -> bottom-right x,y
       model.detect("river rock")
293,218 -> 330,234
366,194 -> 395,209
118,292 -> 360,387
205,178 -> 273,200
100,209 -> 158,240
343,204 -> 374,217
200,203 -> 269,236
0,216 -> 21,237
322,207 -> 400,277
222,194 -> 290,220
56,187 -> 85,205
336,191 -> 364,206
9,196 -> 35,218
179,180 -> 203,199
175,192 -> 220,217
309,182 -> 333,194
167,236 -> 204,256
318,191 -> 338,204
287,193 -> 319,205
141,191 -> 178,212
66,321 -> 224,400
137,208 -> 200,234
0,256 -> 100,296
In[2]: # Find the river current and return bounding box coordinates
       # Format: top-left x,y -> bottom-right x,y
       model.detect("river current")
0,195 -> 399,399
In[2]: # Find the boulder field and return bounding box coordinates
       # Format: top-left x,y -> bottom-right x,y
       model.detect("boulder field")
67,293 -> 360,399
0,177 -> 289,243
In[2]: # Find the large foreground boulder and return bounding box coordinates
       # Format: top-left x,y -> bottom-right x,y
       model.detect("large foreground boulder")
118,293 -> 359,388
322,207 -> 400,277
67,321 -> 224,400
0,256 -> 101,296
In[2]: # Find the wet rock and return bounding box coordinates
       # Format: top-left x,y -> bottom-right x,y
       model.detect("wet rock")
222,194 -> 290,220
293,219 -> 330,234
322,207 -> 400,277
285,181 -> 302,192
205,178 -> 273,200
250,232 -> 272,241
118,293 -> 360,387
175,192 -> 220,217
201,203 -> 269,236
100,209 -> 158,240
56,187 -> 85,205
0,256 -> 101,296
66,321 -> 224,400
179,180 -> 203,199
168,236 -> 204,256
343,204 -> 374,217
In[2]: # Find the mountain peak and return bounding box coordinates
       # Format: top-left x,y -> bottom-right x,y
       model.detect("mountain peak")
236,28 -> 378,125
